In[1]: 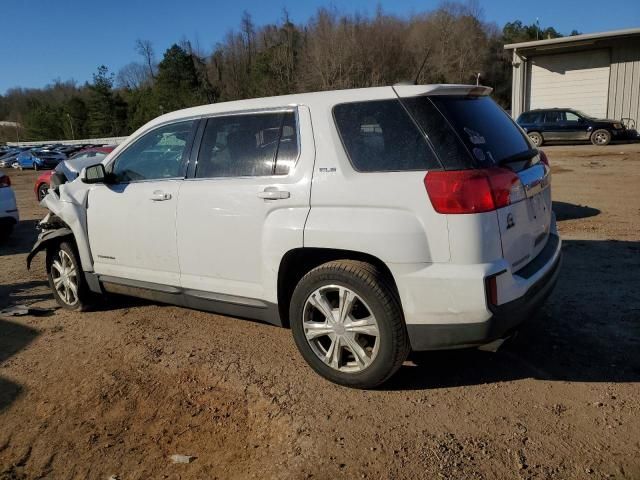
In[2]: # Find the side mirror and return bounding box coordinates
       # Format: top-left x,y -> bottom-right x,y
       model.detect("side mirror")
81,163 -> 107,184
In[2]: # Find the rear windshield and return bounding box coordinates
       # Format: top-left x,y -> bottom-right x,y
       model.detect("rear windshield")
404,95 -> 532,169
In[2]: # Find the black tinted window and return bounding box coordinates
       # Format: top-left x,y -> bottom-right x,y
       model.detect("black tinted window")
112,121 -> 193,182
196,111 -> 297,178
333,100 -> 439,172
401,97 -> 470,170
518,112 -> 543,123
429,96 -> 531,166
544,111 -> 562,123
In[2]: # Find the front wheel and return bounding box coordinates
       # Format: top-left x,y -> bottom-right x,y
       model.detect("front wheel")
46,241 -> 91,311
290,260 -> 409,389
37,183 -> 49,201
591,129 -> 611,146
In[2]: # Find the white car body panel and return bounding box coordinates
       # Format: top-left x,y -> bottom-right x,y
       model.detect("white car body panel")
0,179 -> 19,224
88,180 -> 182,286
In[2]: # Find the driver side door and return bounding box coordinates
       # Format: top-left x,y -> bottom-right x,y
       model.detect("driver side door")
87,120 -> 196,286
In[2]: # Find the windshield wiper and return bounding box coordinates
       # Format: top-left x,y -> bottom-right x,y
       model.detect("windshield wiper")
498,148 -> 538,165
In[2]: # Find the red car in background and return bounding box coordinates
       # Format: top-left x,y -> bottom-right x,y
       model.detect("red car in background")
34,146 -> 115,201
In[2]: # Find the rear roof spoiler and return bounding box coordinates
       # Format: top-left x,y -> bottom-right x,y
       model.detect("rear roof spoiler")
393,84 -> 493,98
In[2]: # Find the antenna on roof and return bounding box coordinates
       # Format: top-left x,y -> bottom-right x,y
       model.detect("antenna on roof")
413,49 -> 431,85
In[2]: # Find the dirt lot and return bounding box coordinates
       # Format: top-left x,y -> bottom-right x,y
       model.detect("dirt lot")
1,143 -> 639,479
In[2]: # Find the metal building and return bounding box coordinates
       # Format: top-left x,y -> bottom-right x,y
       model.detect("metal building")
505,28 -> 640,128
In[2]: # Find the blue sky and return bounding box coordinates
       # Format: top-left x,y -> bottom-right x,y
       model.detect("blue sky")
1,0 -> 639,94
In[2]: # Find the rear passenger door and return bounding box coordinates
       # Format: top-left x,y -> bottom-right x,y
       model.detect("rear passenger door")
542,111 -> 563,141
176,107 -> 314,305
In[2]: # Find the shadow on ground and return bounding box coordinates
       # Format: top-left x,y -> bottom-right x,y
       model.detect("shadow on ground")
0,280 -> 50,309
0,319 -> 39,412
0,219 -> 39,256
553,201 -> 600,221
387,239 -> 640,390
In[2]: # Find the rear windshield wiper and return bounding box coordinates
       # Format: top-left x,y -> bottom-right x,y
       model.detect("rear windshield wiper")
498,148 -> 539,166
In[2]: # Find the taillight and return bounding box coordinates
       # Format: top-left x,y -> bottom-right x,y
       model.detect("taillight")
0,175 -> 10,188
424,168 -> 523,214
539,150 -> 549,167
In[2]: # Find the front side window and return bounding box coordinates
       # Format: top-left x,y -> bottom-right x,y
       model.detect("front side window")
333,100 -> 440,172
196,111 -> 298,178
111,121 -> 194,182
565,111 -> 581,123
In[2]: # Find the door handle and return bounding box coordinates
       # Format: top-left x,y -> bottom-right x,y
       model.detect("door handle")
257,187 -> 290,200
150,190 -> 172,201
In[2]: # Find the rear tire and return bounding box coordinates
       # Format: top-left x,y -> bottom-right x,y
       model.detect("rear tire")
290,260 -> 409,389
528,131 -> 543,147
591,129 -> 611,146
46,241 -> 91,311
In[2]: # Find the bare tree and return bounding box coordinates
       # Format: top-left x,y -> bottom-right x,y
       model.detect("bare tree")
135,39 -> 156,80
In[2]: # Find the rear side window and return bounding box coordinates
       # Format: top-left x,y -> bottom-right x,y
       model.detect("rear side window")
333,100 -> 440,172
544,111 -> 562,123
196,111 -> 298,178
518,112 -> 543,123
428,96 -> 531,167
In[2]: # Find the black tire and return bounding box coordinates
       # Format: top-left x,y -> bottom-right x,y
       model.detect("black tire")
46,241 -> 91,311
591,129 -> 611,146
290,260 -> 410,389
37,183 -> 49,201
528,131 -> 543,147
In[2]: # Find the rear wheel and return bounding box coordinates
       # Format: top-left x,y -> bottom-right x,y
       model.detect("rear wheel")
46,241 -> 91,311
591,129 -> 611,146
290,260 -> 409,389
528,131 -> 543,147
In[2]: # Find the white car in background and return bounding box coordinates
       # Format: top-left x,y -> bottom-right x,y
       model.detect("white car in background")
27,85 -> 561,388
0,172 -> 19,238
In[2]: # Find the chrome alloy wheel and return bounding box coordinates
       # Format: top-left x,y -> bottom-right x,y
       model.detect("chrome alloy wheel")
593,131 -> 609,145
302,285 -> 380,373
50,249 -> 79,306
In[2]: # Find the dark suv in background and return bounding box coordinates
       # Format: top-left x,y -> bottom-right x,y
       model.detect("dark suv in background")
516,108 -> 633,146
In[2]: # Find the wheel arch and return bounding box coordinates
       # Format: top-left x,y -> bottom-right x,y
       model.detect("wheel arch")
277,247 -> 400,328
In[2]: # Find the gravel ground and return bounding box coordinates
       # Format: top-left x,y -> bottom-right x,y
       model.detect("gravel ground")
1,143 -> 639,479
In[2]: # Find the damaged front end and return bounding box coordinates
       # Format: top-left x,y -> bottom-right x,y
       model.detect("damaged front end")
26,174 -> 93,272
26,214 -> 73,269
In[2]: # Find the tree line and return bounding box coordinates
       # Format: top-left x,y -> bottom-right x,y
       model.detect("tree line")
0,3 -> 573,142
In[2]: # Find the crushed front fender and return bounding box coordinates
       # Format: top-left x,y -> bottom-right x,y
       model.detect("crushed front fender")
26,227 -> 73,269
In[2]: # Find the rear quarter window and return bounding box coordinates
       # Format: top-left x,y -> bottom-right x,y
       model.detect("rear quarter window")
333,99 -> 440,172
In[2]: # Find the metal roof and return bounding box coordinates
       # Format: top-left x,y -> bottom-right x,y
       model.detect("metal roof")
504,27 -> 640,50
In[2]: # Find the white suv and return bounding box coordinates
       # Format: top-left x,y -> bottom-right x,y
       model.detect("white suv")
28,85 -> 561,388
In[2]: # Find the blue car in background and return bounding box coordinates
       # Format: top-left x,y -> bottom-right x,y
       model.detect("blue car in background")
14,149 -> 67,170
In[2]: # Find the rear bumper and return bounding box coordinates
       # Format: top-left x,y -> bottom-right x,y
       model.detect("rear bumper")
0,187 -> 19,224
395,233 -> 562,351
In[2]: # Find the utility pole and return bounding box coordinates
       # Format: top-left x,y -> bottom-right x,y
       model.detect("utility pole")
476,73 -> 482,86
67,113 -> 75,140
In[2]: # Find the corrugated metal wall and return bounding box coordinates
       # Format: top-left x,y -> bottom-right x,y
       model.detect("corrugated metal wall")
608,37 -> 640,129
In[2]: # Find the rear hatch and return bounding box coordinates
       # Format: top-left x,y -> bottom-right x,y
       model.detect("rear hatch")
395,85 -> 552,272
